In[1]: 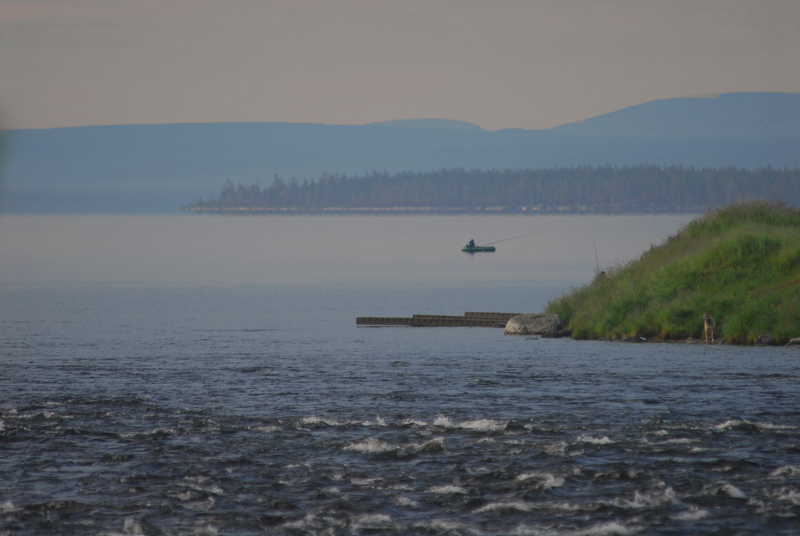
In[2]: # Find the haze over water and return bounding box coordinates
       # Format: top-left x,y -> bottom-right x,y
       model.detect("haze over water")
2,213 -> 799,535
0,214 -> 690,290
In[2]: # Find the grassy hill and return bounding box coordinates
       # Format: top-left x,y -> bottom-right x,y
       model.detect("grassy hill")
545,201 -> 800,345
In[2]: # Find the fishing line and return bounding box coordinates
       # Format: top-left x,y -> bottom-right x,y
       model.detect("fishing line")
484,232 -> 538,246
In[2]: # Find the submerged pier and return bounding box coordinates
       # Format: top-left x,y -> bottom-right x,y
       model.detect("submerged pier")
356,312 -> 521,328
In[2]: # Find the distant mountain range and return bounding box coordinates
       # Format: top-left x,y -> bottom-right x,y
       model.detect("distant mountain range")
1,92 -> 798,213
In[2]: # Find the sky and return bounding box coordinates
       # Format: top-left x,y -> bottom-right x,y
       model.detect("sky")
0,0 -> 798,132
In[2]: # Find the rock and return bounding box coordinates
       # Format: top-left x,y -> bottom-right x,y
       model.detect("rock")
504,314 -> 564,336
755,333 -> 777,346
785,337 -> 800,347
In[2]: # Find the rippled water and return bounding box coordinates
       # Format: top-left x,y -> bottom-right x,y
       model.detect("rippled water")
1,215 -> 799,535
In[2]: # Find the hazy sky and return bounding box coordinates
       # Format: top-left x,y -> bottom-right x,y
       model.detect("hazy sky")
1,0 -> 798,131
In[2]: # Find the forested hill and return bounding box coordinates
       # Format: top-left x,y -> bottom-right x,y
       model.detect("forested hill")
184,165 -> 800,214
2,92 -> 798,214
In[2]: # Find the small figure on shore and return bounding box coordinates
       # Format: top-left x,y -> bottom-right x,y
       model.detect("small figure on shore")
702,312 -> 715,343
468,239 -> 476,247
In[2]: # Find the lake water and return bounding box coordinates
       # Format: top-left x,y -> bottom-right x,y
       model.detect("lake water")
1,214 -> 799,535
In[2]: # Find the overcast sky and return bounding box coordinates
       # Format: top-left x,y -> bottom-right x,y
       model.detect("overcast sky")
1,0 -> 798,131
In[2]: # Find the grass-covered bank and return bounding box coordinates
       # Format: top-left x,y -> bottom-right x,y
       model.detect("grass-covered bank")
545,201 -> 800,345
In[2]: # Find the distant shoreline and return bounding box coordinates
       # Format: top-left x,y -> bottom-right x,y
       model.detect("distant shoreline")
180,205 -> 710,215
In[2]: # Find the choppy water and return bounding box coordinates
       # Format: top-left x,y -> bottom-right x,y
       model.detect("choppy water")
1,215 -> 799,535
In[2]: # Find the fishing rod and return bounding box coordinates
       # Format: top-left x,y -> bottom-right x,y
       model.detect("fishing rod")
483,232 -> 538,246
593,234 -> 601,273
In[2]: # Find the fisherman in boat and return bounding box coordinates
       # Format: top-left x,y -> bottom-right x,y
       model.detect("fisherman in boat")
468,239 -> 476,248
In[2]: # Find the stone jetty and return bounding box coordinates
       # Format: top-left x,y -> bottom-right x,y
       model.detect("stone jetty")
356,312 -> 521,328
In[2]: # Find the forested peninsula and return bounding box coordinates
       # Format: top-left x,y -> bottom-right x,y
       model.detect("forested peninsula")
545,201 -> 800,345
183,165 -> 799,214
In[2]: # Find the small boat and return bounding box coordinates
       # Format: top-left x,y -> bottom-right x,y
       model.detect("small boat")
462,245 -> 495,252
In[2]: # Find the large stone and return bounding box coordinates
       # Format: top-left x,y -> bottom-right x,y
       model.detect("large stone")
785,337 -> 800,347
755,333 -> 777,346
504,313 -> 564,336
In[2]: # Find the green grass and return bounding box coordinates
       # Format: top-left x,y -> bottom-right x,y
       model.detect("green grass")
545,201 -> 800,344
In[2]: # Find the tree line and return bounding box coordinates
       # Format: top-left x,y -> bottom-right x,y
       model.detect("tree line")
185,165 -> 800,213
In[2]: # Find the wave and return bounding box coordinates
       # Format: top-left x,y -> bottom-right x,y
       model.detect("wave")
621,487 -> 681,508
474,500 -> 534,513
513,521 -> 640,536
672,507 -> 710,521
0,501 -> 18,514
351,514 -> 393,530
515,471 -> 565,489
427,484 -> 467,494
577,434 -> 615,445
344,436 -> 446,456
770,465 -> 800,478
709,482 -> 748,499
713,419 -> 796,432
344,438 -> 394,454
433,415 -> 508,432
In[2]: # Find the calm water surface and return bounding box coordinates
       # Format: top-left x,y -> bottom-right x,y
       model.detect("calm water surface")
1,215 -> 798,535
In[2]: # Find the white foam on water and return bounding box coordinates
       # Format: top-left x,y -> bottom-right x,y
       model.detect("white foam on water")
122,519 -> 144,535
672,507 -> 710,521
351,513 -> 393,530
183,476 -> 224,495
719,483 -> 747,499
119,427 -> 176,439
401,418 -> 427,427
768,487 -> 800,505
770,465 -> 800,478
252,425 -> 279,433
283,515 -> 315,531
577,434 -> 615,445
358,416 -> 387,427
713,419 -> 742,431
653,429 -> 668,436
185,497 -> 216,511
413,436 -> 445,453
460,419 -> 507,432
301,415 -> 354,427
545,441 -> 569,455
572,522 -> 642,536
0,501 -> 18,514
344,437 -> 394,454
19,411 -> 57,420
622,487 -> 680,508
512,521 -> 640,536
167,490 -> 196,501
412,520 -> 470,533
433,415 -> 455,427
515,471 -> 565,489
427,484 -> 467,494
660,438 -> 695,444
474,500 -> 534,514
713,419 -> 795,432
394,495 -> 418,507
350,477 -> 382,487
0,419 -> 5,432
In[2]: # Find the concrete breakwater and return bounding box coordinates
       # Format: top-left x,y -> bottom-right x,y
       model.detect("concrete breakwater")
356,312 -> 521,328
